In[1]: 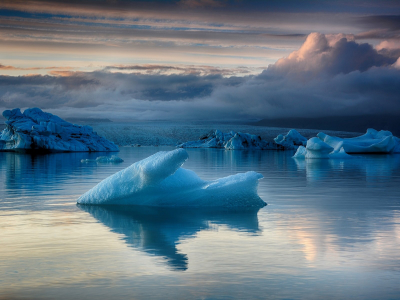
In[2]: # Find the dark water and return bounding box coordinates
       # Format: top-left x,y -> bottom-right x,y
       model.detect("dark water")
0,147 -> 400,299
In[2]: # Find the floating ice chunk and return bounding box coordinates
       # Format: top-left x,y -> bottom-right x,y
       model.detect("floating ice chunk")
293,146 -> 307,158
294,127 -> 400,159
274,129 -> 307,149
178,129 -> 285,150
305,137 -> 333,158
293,138 -> 354,159
77,149 -> 266,207
317,128 -> 396,153
0,108 -> 118,152
81,155 -> 124,163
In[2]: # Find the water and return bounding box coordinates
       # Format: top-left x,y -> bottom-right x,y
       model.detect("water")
1,147 -> 400,299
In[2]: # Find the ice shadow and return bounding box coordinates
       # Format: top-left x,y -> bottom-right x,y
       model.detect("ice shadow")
78,205 -> 262,271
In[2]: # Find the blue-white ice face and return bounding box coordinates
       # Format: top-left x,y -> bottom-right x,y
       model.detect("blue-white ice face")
0,108 -> 119,153
77,148 -> 265,207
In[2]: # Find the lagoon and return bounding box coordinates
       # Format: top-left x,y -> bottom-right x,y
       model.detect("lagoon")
1,147 -> 400,299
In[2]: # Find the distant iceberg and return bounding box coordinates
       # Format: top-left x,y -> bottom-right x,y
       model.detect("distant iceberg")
293,128 -> 400,159
0,108 -> 118,152
177,129 -> 285,150
318,129 -> 398,154
274,129 -> 307,149
77,148 -> 266,207
293,137 -> 353,159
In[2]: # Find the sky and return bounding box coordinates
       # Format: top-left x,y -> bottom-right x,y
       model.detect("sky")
0,0 -> 399,121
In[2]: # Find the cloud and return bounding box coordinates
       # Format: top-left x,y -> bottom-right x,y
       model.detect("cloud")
355,15 -> 400,41
0,63 -> 65,71
359,15 -> 400,31
266,32 -> 396,79
103,64 -> 251,76
178,0 -> 227,8
0,33 -> 399,121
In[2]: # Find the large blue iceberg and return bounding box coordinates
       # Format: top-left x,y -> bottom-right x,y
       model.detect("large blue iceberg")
77,148 -> 266,207
0,108 -> 118,152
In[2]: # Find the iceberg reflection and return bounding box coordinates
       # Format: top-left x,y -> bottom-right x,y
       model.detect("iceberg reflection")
78,205 -> 262,271
294,154 -> 400,183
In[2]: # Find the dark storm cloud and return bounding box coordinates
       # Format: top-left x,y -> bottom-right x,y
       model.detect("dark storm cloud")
2,0 -> 397,15
1,33 -> 399,121
0,71 -> 245,110
359,15 -> 400,31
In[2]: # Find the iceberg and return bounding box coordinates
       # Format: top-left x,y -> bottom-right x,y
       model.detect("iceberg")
81,155 -> 124,163
274,129 -> 307,149
77,148 -> 266,207
293,137 -> 354,159
177,129 -> 285,150
317,129 -> 396,154
293,128 -> 400,159
0,108 -> 118,152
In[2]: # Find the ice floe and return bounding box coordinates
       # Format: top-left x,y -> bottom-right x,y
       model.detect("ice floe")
0,108 -> 119,152
77,148 -> 266,207
177,130 -> 285,150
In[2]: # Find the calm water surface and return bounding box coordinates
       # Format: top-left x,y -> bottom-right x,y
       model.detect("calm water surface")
1,147 -> 400,299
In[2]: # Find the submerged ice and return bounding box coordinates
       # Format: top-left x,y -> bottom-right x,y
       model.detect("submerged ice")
77,148 -> 266,207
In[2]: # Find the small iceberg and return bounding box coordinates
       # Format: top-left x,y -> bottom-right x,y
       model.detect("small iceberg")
318,128 -> 398,154
177,129 -> 285,150
293,128 -> 400,159
81,155 -> 124,163
293,137 -> 354,159
274,129 -> 307,149
77,149 -> 266,207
